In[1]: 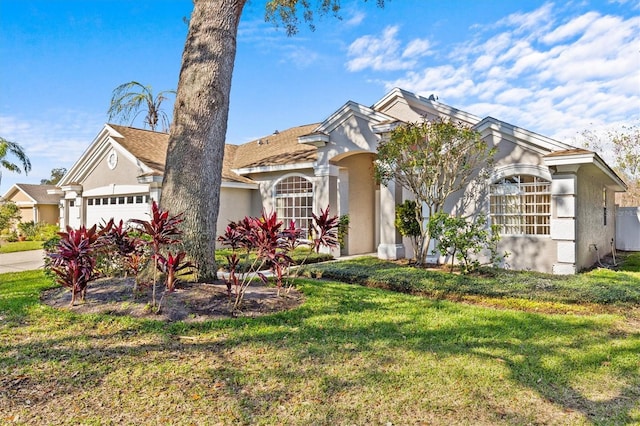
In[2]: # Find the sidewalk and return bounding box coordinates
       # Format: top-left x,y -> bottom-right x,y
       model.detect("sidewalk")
0,249 -> 45,274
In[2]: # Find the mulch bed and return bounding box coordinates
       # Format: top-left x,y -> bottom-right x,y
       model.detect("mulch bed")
41,277 -> 304,322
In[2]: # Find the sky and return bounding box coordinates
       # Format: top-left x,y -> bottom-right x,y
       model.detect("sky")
0,0 -> 638,195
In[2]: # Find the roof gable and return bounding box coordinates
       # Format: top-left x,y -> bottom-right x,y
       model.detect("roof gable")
474,117 -> 574,155
373,88 -> 482,126
2,183 -> 60,204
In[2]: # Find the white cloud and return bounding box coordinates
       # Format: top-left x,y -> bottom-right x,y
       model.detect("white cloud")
402,39 -> 432,58
344,10 -> 366,27
375,3 -> 639,142
0,110 -> 103,192
346,25 -> 432,72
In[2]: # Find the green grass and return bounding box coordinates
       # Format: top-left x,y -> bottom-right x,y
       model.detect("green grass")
0,240 -> 43,253
1,268 -> 639,424
216,246 -> 333,269
621,252 -> 640,272
301,256 -> 640,312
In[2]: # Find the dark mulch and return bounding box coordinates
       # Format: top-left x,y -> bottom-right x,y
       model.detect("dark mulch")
41,277 -> 304,322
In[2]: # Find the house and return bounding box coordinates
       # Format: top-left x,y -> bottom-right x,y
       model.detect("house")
1,183 -> 61,226
56,88 -> 627,274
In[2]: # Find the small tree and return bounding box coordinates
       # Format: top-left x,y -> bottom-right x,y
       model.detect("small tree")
375,119 -> 496,265
40,167 -> 67,185
429,213 -> 506,274
395,200 -> 421,261
0,201 -> 20,232
581,123 -> 640,206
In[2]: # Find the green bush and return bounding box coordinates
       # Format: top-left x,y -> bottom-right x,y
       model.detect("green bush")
17,221 -> 59,241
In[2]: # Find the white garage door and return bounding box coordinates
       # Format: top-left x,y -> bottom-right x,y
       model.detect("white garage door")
86,194 -> 151,228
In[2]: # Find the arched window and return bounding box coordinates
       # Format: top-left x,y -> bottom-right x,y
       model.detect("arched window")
274,176 -> 313,236
490,175 -> 550,235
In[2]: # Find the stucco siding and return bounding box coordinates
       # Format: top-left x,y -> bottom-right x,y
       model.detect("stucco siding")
10,191 -> 31,203
575,167 -> 616,270
218,187 -> 255,232
336,154 -> 377,254
498,236 -> 556,273
18,207 -> 34,223
82,152 -> 144,190
38,205 -> 60,225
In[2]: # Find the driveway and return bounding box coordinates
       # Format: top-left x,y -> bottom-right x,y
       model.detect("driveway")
0,249 -> 45,274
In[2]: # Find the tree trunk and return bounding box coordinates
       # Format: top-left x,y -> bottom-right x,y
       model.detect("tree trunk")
161,0 -> 246,282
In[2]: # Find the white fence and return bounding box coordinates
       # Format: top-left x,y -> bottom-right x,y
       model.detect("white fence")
616,207 -> 640,251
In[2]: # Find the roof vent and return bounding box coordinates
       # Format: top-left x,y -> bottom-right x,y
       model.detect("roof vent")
273,130 -> 279,134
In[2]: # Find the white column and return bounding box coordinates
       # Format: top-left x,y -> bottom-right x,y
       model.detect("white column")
377,179 -> 405,260
551,169 -> 578,274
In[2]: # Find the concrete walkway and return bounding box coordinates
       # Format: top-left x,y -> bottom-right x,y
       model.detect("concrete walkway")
0,249 -> 45,274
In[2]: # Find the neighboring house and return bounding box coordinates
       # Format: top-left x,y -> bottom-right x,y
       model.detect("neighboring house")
2,183 -> 61,227
56,88 -> 627,274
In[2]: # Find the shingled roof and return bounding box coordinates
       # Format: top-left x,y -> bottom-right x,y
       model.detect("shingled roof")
233,123 -> 320,169
13,184 -> 61,204
108,124 -> 255,185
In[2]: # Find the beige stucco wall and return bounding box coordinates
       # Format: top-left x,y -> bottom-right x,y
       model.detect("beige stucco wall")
335,153 -> 377,254
37,205 -> 60,225
575,166 -> 616,271
82,151 -> 143,190
18,207 -> 34,223
217,187 -> 257,232
10,191 -> 31,203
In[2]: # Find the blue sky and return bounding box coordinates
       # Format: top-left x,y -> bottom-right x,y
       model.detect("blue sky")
1,0 -> 638,194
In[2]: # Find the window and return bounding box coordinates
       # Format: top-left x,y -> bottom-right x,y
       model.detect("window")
127,196 -> 134,204
274,176 -> 313,237
88,199 -> 94,206
490,175 -> 550,235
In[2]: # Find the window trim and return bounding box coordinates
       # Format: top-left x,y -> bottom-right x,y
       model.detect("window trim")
489,173 -> 551,237
273,174 -> 314,236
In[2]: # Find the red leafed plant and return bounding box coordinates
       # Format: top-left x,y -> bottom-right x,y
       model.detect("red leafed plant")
131,200 -> 185,307
310,206 -> 339,253
217,207 -> 339,311
48,224 -> 111,306
103,219 -> 149,283
154,251 -> 193,292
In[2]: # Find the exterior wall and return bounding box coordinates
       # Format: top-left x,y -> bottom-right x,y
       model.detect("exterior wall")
575,167 -> 617,270
38,205 -> 60,225
616,207 -> 640,251
498,237 -> 556,273
82,152 -> 143,190
18,207 -> 35,223
218,187 -> 256,232
335,154 -> 377,254
10,191 -> 31,203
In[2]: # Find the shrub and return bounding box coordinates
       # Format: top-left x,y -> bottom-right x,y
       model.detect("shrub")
428,213 -> 505,274
218,206 -> 339,311
47,224 -> 112,306
130,201 -> 186,308
395,200 -> 421,260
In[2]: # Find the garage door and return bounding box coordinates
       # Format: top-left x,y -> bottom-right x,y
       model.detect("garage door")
86,194 -> 151,228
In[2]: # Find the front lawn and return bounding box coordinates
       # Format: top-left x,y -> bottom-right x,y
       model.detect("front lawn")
1,265 -> 639,425
0,240 -> 44,254
301,254 -> 640,313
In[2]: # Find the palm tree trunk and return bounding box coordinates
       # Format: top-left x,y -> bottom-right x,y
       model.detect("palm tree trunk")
161,0 -> 246,282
